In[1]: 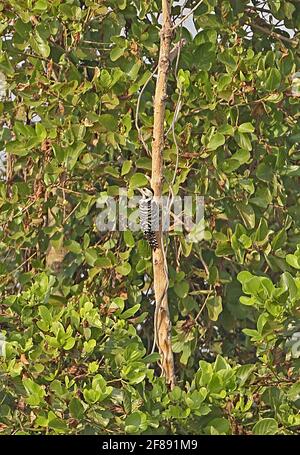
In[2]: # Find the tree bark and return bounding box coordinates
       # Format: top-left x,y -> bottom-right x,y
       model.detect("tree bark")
151,0 -> 175,389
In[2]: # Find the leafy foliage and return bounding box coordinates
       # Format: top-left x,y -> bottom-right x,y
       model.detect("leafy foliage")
1,0 -> 300,435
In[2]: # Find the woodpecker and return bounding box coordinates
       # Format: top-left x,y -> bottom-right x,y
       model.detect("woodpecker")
138,188 -> 159,250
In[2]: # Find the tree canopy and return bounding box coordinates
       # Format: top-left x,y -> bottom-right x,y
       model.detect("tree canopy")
1,0 -> 300,435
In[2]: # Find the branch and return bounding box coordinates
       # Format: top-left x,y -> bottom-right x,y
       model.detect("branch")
172,0 -> 203,30
248,21 -> 298,46
246,6 -> 273,14
151,0 -> 175,388
135,66 -> 158,156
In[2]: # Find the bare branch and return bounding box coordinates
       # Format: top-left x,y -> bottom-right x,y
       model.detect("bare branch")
151,0 -> 175,389
172,0 -> 203,30
135,66 -> 158,156
248,21 -> 298,46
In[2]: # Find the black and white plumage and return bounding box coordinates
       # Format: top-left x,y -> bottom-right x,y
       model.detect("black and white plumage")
138,188 -> 159,250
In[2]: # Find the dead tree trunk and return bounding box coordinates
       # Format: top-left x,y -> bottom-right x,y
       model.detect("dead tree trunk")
151,0 -> 175,389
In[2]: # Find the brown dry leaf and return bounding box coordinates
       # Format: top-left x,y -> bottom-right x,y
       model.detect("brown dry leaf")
0,423 -> 8,433
130,40 -> 139,56
30,411 -> 36,424
30,15 -> 38,25
58,102 -> 65,115
41,139 -> 52,153
102,295 -> 110,305
20,354 -> 29,365
47,60 -> 53,79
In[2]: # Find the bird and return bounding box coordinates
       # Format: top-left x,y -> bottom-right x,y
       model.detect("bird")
138,188 -> 159,250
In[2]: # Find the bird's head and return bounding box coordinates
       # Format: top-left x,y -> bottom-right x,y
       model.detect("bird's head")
137,187 -> 154,199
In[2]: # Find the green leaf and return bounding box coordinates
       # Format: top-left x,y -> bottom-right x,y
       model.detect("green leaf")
35,123 -> 47,141
240,296 -> 257,306
174,280 -> 189,299
117,0 -> 127,10
123,389 -> 132,414
217,74 -> 232,91
194,43 -> 216,70
284,1 -> 296,19
94,257 -> 112,268
286,254 -> 300,269
129,173 -> 149,189
83,389 -> 101,404
254,218 -> 270,243
136,157 -> 152,170
252,418 -> 278,435
215,241 -> 233,257
125,412 -> 142,433
121,160 -> 132,176
116,262 -> 131,276
207,132 -> 225,150
14,122 -> 35,139
142,352 -> 160,364
256,163 -> 273,182
99,69 -> 111,88
120,304 -> 140,319
128,61 -> 141,80
85,248 -> 98,266
14,19 -> 31,39
30,33 -> 50,58
23,379 -> 45,406
235,132 -> 252,151
69,398 -> 84,419
38,305 -> 52,325
63,337 -> 76,350
33,0 -> 48,11
237,270 -> 253,283
65,142 -> 86,171
83,339 -> 96,353
6,140 -> 30,156
280,272 -> 298,299
236,203 -> 255,229
123,230 -> 135,247
98,114 -> 118,131
110,47 -> 125,62
205,417 -> 230,435
218,50 -> 238,71
238,122 -> 255,133
65,240 -> 82,254
236,364 -> 255,386
265,68 -> 281,91
48,415 -> 68,432
222,149 -> 250,172
206,296 -> 223,321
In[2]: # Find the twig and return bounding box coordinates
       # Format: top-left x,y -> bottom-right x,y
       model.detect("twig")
0,252 -> 37,285
135,66 -> 158,156
246,6 -> 272,14
63,201 -> 80,223
249,22 -> 298,46
9,49 -> 61,68
195,287 -> 213,322
166,14 -> 185,238
172,0 -> 203,30
198,249 -> 209,276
